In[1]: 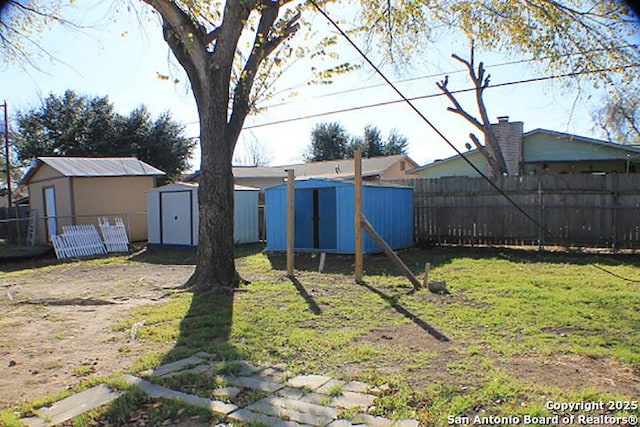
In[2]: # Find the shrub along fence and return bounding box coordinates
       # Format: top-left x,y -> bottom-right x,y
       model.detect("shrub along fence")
390,174 -> 640,251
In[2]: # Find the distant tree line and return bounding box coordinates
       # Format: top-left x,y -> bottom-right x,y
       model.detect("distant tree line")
15,90 -> 195,181
305,121 -> 409,162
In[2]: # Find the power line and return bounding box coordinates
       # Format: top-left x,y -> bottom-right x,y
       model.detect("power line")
242,64 -> 639,130
261,44 -> 639,110
182,59 -> 638,131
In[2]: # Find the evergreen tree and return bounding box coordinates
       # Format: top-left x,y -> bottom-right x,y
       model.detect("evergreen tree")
305,122 -> 350,161
15,90 -> 195,181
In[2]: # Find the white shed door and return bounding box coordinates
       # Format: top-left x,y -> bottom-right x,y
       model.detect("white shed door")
161,191 -> 192,245
44,187 -> 57,238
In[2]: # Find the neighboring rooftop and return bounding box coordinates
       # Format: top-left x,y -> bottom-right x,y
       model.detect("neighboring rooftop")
409,128 -> 640,175
279,154 -> 415,179
186,154 -> 417,181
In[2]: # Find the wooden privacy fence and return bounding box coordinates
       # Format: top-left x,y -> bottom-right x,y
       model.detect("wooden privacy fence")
390,175 -> 640,250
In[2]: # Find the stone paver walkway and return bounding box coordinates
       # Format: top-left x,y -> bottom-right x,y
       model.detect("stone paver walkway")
21,353 -> 420,426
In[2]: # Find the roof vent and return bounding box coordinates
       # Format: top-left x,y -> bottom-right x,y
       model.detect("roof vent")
497,116 -> 509,123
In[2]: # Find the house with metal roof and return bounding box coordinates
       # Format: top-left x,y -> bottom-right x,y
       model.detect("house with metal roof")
410,117 -> 640,178
21,157 -> 165,244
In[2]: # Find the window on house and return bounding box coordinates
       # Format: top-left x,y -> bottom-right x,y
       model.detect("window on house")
400,161 -> 406,171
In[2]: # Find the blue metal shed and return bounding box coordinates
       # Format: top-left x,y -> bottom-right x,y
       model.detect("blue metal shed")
265,179 -> 413,254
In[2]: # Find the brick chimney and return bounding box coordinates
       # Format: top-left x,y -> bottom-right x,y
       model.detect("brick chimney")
490,116 -> 524,175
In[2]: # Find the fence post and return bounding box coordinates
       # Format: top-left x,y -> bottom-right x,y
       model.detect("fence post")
537,181 -> 545,252
612,191 -> 619,254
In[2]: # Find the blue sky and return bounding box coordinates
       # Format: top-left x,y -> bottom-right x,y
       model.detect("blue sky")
0,1 -> 619,172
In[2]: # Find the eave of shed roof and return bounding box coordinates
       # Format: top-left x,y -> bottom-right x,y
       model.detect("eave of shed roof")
22,156 -> 165,184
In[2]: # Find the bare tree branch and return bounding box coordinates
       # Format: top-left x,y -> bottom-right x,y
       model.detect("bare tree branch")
436,45 -> 509,176
227,2 -> 300,141
143,0 -> 210,100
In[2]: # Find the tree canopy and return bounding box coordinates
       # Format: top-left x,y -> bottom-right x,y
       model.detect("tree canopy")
595,91 -> 640,145
305,122 -> 350,162
356,0 -> 638,80
306,121 -> 409,161
16,90 -> 195,181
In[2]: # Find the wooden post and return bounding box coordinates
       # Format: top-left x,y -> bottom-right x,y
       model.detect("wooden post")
318,252 -> 326,273
286,169 -> 295,276
3,101 -> 11,209
423,262 -> 430,288
354,150 -> 363,283
362,214 -> 422,290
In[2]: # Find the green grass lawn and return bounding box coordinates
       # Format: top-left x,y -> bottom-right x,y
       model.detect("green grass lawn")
114,247 -> 640,425
4,245 -> 639,426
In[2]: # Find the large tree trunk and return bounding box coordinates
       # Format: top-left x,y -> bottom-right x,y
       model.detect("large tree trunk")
186,93 -> 240,293
144,0 -> 299,293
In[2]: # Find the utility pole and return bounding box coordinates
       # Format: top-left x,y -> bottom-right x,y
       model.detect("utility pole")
2,100 -> 10,207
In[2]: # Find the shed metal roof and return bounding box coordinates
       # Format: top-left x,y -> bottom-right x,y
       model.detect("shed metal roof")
22,157 -> 165,183
147,182 -> 259,193
264,177 -> 413,191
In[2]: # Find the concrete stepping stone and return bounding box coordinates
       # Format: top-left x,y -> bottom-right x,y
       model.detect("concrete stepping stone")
326,421 -> 368,427
123,375 -> 238,415
222,375 -> 285,393
299,389 -> 377,410
330,391 -> 377,409
179,363 -> 215,376
213,386 -> 242,400
21,384 -> 121,427
277,386 -> 307,400
193,351 -> 214,360
393,419 -> 421,426
326,421 -> 355,427
294,391 -> 330,406
352,413 -> 395,427
287,374 -> 332,390
259,366 -> 293,382
315,379 -> 345,395
369,384 -> 392,396
227,408 -> 310,427
247,399 -> 334,426
260,395 -> 342,419
235,361 -> 262,376
342,381 -> 371,393
145,355 -> 206,377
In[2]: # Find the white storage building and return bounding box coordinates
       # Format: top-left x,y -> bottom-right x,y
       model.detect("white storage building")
147,182 -> 259,248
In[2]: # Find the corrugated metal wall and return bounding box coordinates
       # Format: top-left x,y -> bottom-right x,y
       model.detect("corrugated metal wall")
265,179 -> 413,254
234,189 -> 260,244
363,185 -> 414,253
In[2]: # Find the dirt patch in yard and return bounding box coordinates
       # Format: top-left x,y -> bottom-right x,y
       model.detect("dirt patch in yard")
503,353 -> 640,395
358,323 -> 640,397
0,255 -> 194,408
